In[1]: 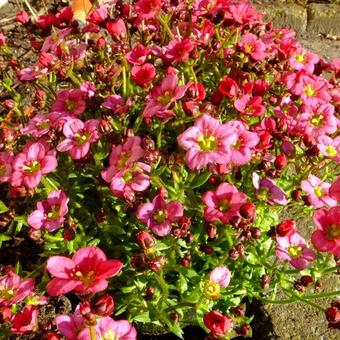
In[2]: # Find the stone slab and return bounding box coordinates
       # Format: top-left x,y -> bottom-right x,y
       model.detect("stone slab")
307,3 -> 340,36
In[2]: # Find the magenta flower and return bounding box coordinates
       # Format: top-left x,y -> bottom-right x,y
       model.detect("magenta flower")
301,175 -> 337,208
101,95 -> 132,114
131,63 -> 156,88
11,141 -> 58,189
126,44 -> 150,65
46,246 -> 123,296
17,65 -> 47,81
329,176 -> 340,201
51,89 -> 86,116
95,317 -> 137,340
28,190 -> 69,232
202,183 -> 247,224
224,120 -> 259,165
238,33 -> 266,60
21,114 -> 52,138
11,305 -> 38,334
317,136 -> 340,163
177,114 -> 237,170
137,189 -> 184,236
311,207 -> 340,256
252,173 -> 287,205
209,266 -> 231,288
56,314 -> 89,340
134,0 -> 162,20
57,118 -> 100,159
276,233 -> 316,270
234,94 -> 266,116
0,151 -> 14,183
142,73 -> 188,123
0,32 -> 6,46
0,272 -> 34,307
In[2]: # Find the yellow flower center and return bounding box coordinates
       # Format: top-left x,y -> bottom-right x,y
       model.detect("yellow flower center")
287,245 -> 302,259
157,91 -> 172,105
218,199 -> 231,212
0,286 -> 15,300
23,160 -> 41,174
153,209 -> 168,223
326,224 -> 340,240
311,114 -> 324,127
47,206 -> 60,220
295,53 -> 305,63
74,270 -> 96,286
0,164 -> 6,176
65,99 -> 76,112
326,146 -> 337,157
314,186 -> 324,198
198,135 -> 216,152
204,280 -> 221,300
304,84 -> 316,97
74,133 -> 89,145
103,330 -> 119,340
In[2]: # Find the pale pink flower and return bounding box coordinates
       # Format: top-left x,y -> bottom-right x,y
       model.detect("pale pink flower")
301,175 -> 337,208
142,73 -> 188,122
224,120 -> 259,165
238,33 -> 266,61
0,272 -> 34,307
51,89 -> 86,116
137,189 -> 184,236
28,190 -> 69,232
311,207 -> 340,256
21,114 -> 52,138
57,118 -> 100,159
101,136 -> 145,182
209,266 -> 231,288
46,246 -> 123,296
276,233 -> 316,270
0,151 -> 14,183
80,81 -> 96,98
252,173 -> 287,205
177,114 -> 237,170
317,136 -> 340,163
202,182 -> 247,224
18,65 -> 48,81
11,141 -> 57,189
95,317 -> 137,340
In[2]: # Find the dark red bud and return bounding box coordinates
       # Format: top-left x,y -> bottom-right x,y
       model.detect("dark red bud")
136,231 -> 157,252
62,227 -> 76,241
250,227 -> 261,239
276,220 -> 296,237
92,294 -> 115,316
145,287 -> 154,300
326,307 -> 340,323
300,275 -> 313,287
291,189 -> 302,200
239,202 -> 256,220
274,154 -> 287,170
236,324 -> 251,336
230,305 -> 245,317
261,274 -> 271,289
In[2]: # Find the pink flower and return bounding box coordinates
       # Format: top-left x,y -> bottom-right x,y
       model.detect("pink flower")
108,163 -> 151,199
164,38 -> 194,63
101,95 -> 132,114
51,89 -> 86,116
56,314 -> 89,340
126,44 -> 150,65
0,272 -> 34,307
177,115 -> 237,170
238,33 -> 266,61
137,189 -> 184,236
312,207 -> 340,256
18,65 -> 48,81
276,233 -> 315,270
142,73 -> 188,122
28,190 -> 69,232
57,118 -> 100,159
16,10 -> 30,24
301,175 -> 337,208
329,176 -> 340,201
0,151 -> 14,183
101,136 -> 145,181
46,246 -> 123,296
218,76 -> 239,98
202,183 -> 247,224
106,19 -> 127,40
80,81 -> 96,98
0,33 -> 6,46
234,94 -> 266,116
134,0 -> 162,20
252,173 -> 287,205
11,305 -> 38,334
131,63 -> 156,87
317,136 -> 340,163
86,4 -> 108,25
224,120 -> 259,165
297,103 -> 337,138
21,114 -> 52,138
209,266 -> 231,288
288,48 -> 319,74
95,317 -> 137,340
11,141 -> 58,189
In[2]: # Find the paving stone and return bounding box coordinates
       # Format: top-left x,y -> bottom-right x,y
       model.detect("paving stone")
307,3 -> 340,36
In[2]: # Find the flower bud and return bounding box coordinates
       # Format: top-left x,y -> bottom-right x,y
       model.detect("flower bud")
300,275 -> 313,287
326,306 -> 340,324
276,220 -> 296,237
43,332 -> 61,340
261,274 -> 271,289
239,202 -> 256,220
250,227 -> 261,239
147,256 -> 165,272
291,189 -> 302,200
136,231 -> 157,255
207,224 -> 217,240
230,305 -> 245,317
63,227 -> 76,241
204,310 -> 232,335
236,324 -> 251,336
274,154 -> 287,170
145,287 -> 154,300
92,294 -> 115,316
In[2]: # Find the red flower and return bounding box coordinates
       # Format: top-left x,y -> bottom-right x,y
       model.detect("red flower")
11,306 -> 38,334
46,246 -> 123,296
131,63 -> 156,87
204,310 -> 232,335
16,10 -> 30,25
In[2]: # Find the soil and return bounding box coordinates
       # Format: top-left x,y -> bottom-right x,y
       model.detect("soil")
0,1 -> 340,339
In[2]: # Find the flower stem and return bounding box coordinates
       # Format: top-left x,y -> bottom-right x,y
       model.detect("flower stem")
155,271 -> 169,302
89,325 -> 97,340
